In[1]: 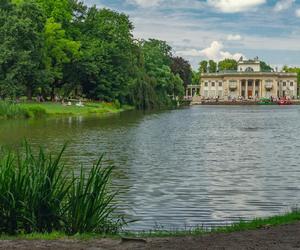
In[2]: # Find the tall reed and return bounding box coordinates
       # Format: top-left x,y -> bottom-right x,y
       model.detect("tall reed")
0,101 -> 30,119
0,143 -> 124,235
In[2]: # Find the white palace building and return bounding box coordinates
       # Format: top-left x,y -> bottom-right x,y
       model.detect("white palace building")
186,57 -> 298,100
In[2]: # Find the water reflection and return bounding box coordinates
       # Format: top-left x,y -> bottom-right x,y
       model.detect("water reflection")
0,106 -> 300,230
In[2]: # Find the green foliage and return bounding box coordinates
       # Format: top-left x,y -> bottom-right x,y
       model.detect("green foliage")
0,0 -> 46,99
171,57 -> 192,88
0,1 -> 186,109
0,143 -> 124,235
208,60 -> 217,73
218,59 -> 237,71
192,70 -> 200,85
260,61 -> 273,72
283,66 -> 300,86
199,61 -> 207,73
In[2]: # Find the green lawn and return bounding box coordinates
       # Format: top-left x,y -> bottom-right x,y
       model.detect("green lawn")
0,101 -> 134,119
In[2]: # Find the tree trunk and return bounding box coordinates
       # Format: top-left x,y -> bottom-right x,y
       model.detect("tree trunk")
27,87 -> 33,101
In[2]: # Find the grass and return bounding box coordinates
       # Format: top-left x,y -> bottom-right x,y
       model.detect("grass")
129,209 -> 300,238
0,101 -> 134,119
0,143 -> 125,236
0,210 -> 299,240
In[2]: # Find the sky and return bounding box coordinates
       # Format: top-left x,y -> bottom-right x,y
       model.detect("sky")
83,0 -> 300,69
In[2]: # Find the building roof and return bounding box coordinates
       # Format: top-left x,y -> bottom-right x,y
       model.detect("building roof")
202,71 -> 297,78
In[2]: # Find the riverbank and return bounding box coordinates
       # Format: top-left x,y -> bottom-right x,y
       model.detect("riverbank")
0,101 -> 134,119
0,212 -> 299,249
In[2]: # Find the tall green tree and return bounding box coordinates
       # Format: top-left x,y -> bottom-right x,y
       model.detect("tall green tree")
199,61 -> 208,73
260,61 -> 273,72
170,56 -> 192,88
208,60 -> 217,73
76,7 -> 136,102
283,66 -> 300,86
192,70 -> 201,85
0,0 -> 46,99
44,17 -> 80,100
218,59 -> 237,71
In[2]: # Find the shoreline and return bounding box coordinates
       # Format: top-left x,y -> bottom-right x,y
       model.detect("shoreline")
0,210 -> 299,240
0,212 -> 299,249
0,102 -> 135,119
191,100 -> 300,105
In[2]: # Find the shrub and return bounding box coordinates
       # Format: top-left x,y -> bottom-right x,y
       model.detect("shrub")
0,143 -> 124,235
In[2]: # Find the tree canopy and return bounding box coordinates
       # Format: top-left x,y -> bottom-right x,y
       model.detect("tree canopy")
0,0 -> 189,109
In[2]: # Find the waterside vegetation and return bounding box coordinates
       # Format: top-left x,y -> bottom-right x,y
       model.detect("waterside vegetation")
0,209 -> 299,240
0,143 -> 124,236
0,101 -> 132,119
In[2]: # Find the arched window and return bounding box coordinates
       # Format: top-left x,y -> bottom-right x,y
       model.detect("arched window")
245,67 -> 254,72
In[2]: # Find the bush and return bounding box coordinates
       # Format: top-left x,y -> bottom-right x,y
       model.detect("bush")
0,143 -> 124,235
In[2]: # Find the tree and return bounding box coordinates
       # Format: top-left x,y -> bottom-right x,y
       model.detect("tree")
77,7 -> 134,103
208,60 -> 217,73
218,59 -> 237,71
0,0 -> 46,99
192,70 -> 200,85
44,17 -> 80,100
141,39 -> 184,107
283,66 -> 300,86
260,61 -> 273,72
170,57 -> 192,88
199,61 -> 208,73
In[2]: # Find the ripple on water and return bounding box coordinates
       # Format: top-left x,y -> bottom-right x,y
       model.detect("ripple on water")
0,106 -> 300,230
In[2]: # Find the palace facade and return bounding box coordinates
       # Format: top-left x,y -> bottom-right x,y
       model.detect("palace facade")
186,58 -> 297,100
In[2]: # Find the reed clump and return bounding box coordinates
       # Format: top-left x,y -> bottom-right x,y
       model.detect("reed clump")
0,144 -> 124,235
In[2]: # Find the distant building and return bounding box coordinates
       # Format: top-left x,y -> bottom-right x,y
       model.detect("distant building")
186,57 -> 297,100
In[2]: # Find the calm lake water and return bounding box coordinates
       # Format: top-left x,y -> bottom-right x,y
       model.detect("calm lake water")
1,105 -> 300,231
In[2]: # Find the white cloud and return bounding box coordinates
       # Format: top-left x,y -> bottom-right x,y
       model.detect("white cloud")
274,0 -> 295,12
127,0 -> 161,7
296,9 -> 300,17
227,34 -> 242,41
207,0 -> 266,13
177,41 -> 244,61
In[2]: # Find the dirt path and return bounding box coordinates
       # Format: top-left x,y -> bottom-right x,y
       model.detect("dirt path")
1,222 -> 300,250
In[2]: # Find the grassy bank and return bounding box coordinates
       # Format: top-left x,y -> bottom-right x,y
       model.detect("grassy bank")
0,101 -> 134,119
1,210 -> 299,240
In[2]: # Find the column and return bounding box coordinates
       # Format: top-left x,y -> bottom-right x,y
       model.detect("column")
245,80 -> 248,99
185,89 -> 188,97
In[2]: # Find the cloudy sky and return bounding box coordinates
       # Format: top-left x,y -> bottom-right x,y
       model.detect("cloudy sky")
83,0 -> 300,69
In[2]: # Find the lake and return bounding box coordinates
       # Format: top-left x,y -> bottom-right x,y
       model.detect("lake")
0,105 -> 300,231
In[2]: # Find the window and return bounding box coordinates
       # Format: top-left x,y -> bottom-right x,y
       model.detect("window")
205,82 -> 208,87
283,82 -> 286,86
290,82 -> 294,87
204,90 -> 208,97
211,82 -> 215,87
245,67 -> 254,72
210,90 -> 216,97
219,82 -> 222,87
